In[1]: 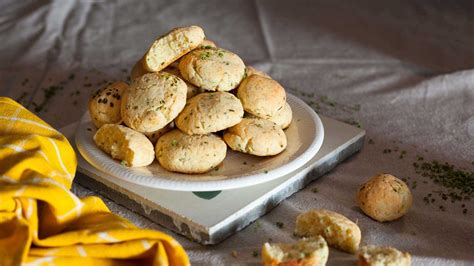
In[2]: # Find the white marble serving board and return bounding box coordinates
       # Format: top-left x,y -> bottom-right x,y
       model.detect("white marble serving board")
61,115 -> 365,245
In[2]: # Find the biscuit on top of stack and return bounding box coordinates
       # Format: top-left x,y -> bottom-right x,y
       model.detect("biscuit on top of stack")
89,25 -> 293,174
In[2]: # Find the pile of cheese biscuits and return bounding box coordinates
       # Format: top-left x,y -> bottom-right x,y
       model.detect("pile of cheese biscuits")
89,25 -> 291,174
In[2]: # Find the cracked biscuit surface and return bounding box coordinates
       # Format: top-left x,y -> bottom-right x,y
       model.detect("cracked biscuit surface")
176,92 -> 244,135
179,47 -> 245,91
223,117 -> 287,156
295,209 -> 361,254
93,124 -> 154,167
121,72 -> 187,133
155,129 -> 226,173
143,25 -> 205,72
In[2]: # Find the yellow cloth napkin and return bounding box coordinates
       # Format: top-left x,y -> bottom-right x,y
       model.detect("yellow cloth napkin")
0,97 -> 189,266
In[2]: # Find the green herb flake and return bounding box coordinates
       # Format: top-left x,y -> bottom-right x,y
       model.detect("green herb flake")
171,139 -> 178,146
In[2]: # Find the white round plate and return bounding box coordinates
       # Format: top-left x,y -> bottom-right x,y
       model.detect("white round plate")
75,93 -> 324,191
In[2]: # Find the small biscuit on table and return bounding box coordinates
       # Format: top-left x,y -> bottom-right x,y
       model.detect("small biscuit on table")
295,209 -> 361,254
88,81 -> 128,128
358,245 -> 411,266
179,47 -> 246,92
246,66 -> 271,79
155,129 -> 226,174
175,92 -> 244,135
237,75 -> 286,119
223,118 -> 287,156
357,173 -> 413,222
262,236 -> 329,266
163,67 -> 202,99
143,25 -> 205,72
121,72 -> 187,133
93,124 -> 154,167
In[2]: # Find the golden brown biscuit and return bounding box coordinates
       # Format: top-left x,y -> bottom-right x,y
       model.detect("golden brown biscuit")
175,92 -> 244,135
295,209 -> 361,254
357,174 -> 413,222
223,118 -> 287,156
155,129 -> 226,174
88,81 -> 128,128
143,25 -> 205,72
179,47 -> 246,92
93,124 -> 154,167
262,236 -> 329,266
121,72 -> 187,133
358,245 -> 411,266
237,75 -> 286,119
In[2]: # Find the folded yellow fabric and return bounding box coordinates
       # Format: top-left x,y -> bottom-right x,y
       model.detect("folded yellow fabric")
0,97 -> 189,266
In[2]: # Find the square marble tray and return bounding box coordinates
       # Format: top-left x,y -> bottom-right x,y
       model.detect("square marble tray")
61,115 -> 365,245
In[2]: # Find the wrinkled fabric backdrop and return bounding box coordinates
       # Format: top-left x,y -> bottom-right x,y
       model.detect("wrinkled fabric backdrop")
0,1 -> 473,265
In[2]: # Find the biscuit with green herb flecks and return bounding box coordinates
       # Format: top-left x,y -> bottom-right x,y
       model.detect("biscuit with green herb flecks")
88,81 -> 128,128
237,75 -> 286,119
143,25 -> 205,72
121,72 -> 187,133
357,174 -> 413,222
176,92 -> 244,135
155,129 -> 226,173
223,118 -> 287,156
94,124 -> 154,167
179,47 -> 245,91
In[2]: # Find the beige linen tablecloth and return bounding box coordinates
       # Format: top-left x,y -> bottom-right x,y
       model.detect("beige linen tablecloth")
1,1 -> 472,265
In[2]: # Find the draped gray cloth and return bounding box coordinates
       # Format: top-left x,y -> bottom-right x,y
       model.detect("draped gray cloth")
0,1 -> 472,265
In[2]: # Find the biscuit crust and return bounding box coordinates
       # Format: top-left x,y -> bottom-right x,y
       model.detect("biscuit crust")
155,129 -> 226,174
121,72 -> 187,133
176,92 -> 244,135
295,209 -> 361,254
237,75 -> 286,119
93,124 -> 154,167
357,174 -> 413,222
223,118 -> 287,156
358,245 -> 411,266
179,47 -> 246,92
88,81 -> 128,128
262,236 -> 329,266
144,25 -> 205,72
